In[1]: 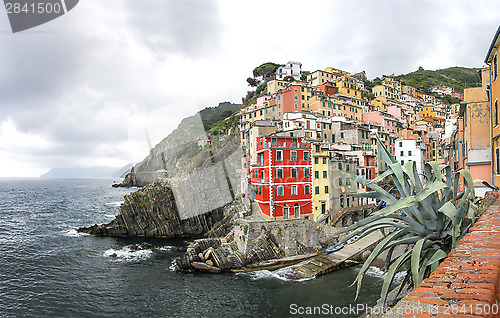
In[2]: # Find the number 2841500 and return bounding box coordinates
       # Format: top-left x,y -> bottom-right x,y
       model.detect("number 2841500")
5,2 -> 62,14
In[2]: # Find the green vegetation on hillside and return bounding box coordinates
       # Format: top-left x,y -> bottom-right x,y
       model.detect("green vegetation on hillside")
395,67 -> 481,94
200,102 -> 241,132
252,62 -> 282,79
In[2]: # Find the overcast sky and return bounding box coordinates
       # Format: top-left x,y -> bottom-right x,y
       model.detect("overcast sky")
0,0 -> 499,177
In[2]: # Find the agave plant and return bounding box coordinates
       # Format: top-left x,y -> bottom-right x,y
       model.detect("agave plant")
338,135 -> 482,306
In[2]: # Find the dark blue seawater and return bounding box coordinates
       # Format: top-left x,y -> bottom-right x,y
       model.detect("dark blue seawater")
0,178 -> 385,318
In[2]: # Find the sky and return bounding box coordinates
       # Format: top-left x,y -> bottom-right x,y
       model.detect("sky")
0,0 -> 499,177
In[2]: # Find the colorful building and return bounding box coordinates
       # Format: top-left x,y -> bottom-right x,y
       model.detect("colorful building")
485,26 -> 500,186
250,136 -> 313,220
312,142 -> 331,222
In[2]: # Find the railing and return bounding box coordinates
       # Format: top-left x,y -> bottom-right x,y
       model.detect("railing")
263,142 -> 306,149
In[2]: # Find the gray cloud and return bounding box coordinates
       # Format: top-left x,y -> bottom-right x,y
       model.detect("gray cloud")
125,0 -> 223,57
1,0 -> 500,176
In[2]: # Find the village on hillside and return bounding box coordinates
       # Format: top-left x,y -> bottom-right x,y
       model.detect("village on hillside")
237,61 -> 493,224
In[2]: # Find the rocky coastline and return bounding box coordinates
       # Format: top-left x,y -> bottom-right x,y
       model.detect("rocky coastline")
78,182 -> 236,238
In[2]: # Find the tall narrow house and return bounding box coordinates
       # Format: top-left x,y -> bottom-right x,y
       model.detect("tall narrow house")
485,26 -> 500,186
249,136 -> 313,220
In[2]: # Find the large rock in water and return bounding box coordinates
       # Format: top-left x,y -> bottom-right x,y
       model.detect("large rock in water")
78,182 -> 228,238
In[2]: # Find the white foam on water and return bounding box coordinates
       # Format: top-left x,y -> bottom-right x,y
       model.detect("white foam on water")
157,246 -> 175,252
169,260 -> 178,272
363,266 -> 386,278
354,266 -> 407,282
103,246 -> 153,262
240,266 -> 316,282
62,229 -> 90,237
105,201 -> 124,207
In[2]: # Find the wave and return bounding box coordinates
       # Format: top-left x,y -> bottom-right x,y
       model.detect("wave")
169,260 -> 178,272
355,266 -> 407,283
157,246 -> 176,252
105,201 -> 124,207
240,266 -> 316,282
103,246 -> 153,262
61,229 -> 90,237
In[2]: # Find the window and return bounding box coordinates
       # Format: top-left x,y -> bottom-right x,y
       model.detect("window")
400,151 -> 404,156
314,157 -> 319,164
338,162 -> 342,170
277,186 -> 284,196
271,137 -> 277,145
291,185 -> 297,195
408,151 -> 412,156
304,184 -> 310,195
283,206 -> 289,219
292,138 -> 298,148
323,158 -> 327,164
340,132 -> 344,139
304,151 -> 310,161
276,150 -> 283,161
323,171 -> 327,178
324,186 -> 329,194
495,54 -> 498,80
277,168 -> 283,179
314,186 -> 320,194
401,160 -> 404,165
294,204 -> 300,218
314,171 -> 319,179
291,151 -> 297,161
346,178 -> 351,185
304,168 -> 311,178
399,141 -> 402,147
346,164 -> 350,172
496,100 -> 499,127
497,148 -> 500,175
291,168 -> 297,178
340,196 -> 344,208
339,178 -> 343,186
315,145 -> 320,152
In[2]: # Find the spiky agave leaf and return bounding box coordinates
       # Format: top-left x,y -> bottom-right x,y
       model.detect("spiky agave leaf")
337,134 -> 479,306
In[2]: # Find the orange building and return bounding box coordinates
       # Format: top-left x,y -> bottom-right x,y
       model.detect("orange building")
486,26 -> 500,186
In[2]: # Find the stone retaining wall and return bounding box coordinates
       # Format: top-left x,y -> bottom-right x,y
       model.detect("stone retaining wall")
386,192 -> 500,318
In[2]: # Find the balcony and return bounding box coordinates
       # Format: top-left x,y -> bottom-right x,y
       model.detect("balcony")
263,142 -> 307,149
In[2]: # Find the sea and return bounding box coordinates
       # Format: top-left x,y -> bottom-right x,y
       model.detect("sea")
0,178 -> 387,318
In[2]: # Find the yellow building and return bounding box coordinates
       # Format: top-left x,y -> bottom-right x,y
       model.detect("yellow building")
334,75 -> 362,99
419,105 -> 446,119
485,26 -> 500,186
266,79 -> 289,94
312,142 -> 331,221
372,77 -> 402,100
309,95 -> 338,118
300,85 -> 312,110
307,67 -> 349,87
370,96 -> 390,112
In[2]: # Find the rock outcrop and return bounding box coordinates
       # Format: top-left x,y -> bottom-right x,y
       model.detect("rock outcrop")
78,182 -> 236,238
175,218 -> 342,273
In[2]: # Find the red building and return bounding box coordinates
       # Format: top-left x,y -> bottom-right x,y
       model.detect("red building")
249,136 -> 313,220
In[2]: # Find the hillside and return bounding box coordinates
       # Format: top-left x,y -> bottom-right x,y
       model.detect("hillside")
119,102 -> 242,187
394,66 -> 481,94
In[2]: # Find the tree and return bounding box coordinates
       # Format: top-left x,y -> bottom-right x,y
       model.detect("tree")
252,62 -> 281,79
246,77 -> 258,87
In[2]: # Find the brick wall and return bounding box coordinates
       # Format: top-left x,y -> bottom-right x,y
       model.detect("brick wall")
386,192 -> 500,318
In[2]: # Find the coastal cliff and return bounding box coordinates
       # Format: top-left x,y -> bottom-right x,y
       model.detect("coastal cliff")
78,182 -> 235,238
114,102 -> 241,187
